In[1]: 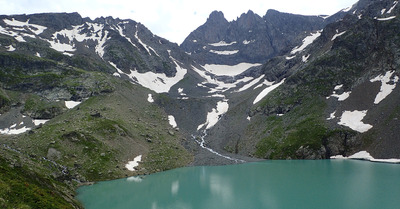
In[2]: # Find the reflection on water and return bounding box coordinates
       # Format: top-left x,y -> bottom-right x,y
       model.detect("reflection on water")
77,160 -> 400,209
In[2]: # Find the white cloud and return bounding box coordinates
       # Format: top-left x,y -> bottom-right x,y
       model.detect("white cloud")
0,0 -> 358,44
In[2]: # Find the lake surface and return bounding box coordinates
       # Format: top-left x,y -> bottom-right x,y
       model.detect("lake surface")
76,160 -> 400,209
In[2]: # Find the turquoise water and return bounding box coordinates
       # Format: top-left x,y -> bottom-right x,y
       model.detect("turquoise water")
76,160 -> 400,209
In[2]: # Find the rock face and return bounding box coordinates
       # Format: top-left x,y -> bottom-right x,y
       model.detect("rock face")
180,9 -> 341,65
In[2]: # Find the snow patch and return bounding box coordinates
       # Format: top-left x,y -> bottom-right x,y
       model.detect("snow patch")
370,71 -> 399,104
331,31 -> 346,41
168,115 -> 178,128
147,94 -> 154,103
388,1 -> 398,14
127,57 -> 187,93
338,110 -> 373,133
6,45 -> 15,51
0,123 -> 31,135
302,54 -> 310,63
65,101 -> 81,109
134,25 -> 159,56
197,100 -> 229,130
375,16 -> 396,21
3,18 -> 47,35
125,155 -> 142,171
327,111 -> 336,120
291,30 -> 322,54
242,40 -> 255,45
209,50 -> 239,55
33,119 -> 49,126
331,151 -> 400,164
326,85 -> 351,101
208,41 -> 237,46
253,79 -> 285,104
202,63 -> 262,76
286,55 -> 296,60
236,75 -> 265,92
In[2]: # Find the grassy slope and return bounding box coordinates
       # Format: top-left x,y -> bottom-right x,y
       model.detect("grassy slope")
0,51 -> 192,208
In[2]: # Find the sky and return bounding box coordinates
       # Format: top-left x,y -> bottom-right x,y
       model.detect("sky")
0,0 -> 359,44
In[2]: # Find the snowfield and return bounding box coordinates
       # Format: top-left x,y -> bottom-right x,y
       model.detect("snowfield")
125,155 -> 142,171
197,100 -> 229,130
209,50 -> 239,55
110,55 -> 187,94
291,30 -> 322,54
168,115 -> 178,128
337,110 -> 373,133
65,101 -> 82,109
202,63 -> 262,76
370,71 -> 399,104
253,79 -> 285,104
208,41 -> 237,46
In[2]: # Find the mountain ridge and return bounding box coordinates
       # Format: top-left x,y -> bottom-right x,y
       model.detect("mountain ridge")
1,0 -> 400,207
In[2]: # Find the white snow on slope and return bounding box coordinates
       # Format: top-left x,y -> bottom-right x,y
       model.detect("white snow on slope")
115,25 -> 139,50
193,66 -> 255,93
202,63 -> 262,76
33,119 -> 49,126
302,54 -> 310,63
286,55 -> 296,60
3,18 -> 47,35
331,30 -> 347,41
338,110 -> 373,133
65,101 -> 81,109
6,45 -> 15,51
291,30 -> 322,54
111,54 -> 187,93
128,58 -> 187,93
375,16 -> 396,21
326,84 -> 351,101
168,115 -> 178,128
125,155 -> 142,171
327,111 -> 336,120
388,1 -> 398,14
134,25 -> 152,56
327,91 -> 351,101
197,100 -> 229,130
48,22 -> 110,56
208,41 -> 237,46
253,79 -> 285,104
0,126 -> 31,135
209,50 -> 239,55
236,75 -> 265,92
147,94 -> 154,103
0,25 -> 26,42
370,71 -> 399,104
243,40 -> 255,45
331,151 -> 400,164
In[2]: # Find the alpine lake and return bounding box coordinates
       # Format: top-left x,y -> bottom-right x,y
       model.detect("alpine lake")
76,160 -> 400,209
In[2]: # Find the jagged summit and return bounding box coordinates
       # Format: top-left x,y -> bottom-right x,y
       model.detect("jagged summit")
207,10 -> 228,23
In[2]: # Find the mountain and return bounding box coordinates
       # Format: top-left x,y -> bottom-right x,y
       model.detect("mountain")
180,9 -> 342,66
0,12 -> 194,208
1,0 -> 400,207
201,0 -> 400,161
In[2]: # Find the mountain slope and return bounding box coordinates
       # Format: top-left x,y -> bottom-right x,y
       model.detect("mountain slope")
203,0 -> 400,160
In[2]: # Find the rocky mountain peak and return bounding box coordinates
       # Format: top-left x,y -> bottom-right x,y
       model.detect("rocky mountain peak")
207,11 -> 228,25
236,10 -> 263,29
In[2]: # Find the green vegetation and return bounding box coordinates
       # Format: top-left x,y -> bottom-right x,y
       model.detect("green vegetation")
0,155 -> 78,209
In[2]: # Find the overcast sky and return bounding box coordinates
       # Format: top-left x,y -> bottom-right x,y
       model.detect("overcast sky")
0,0 -> 359,44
